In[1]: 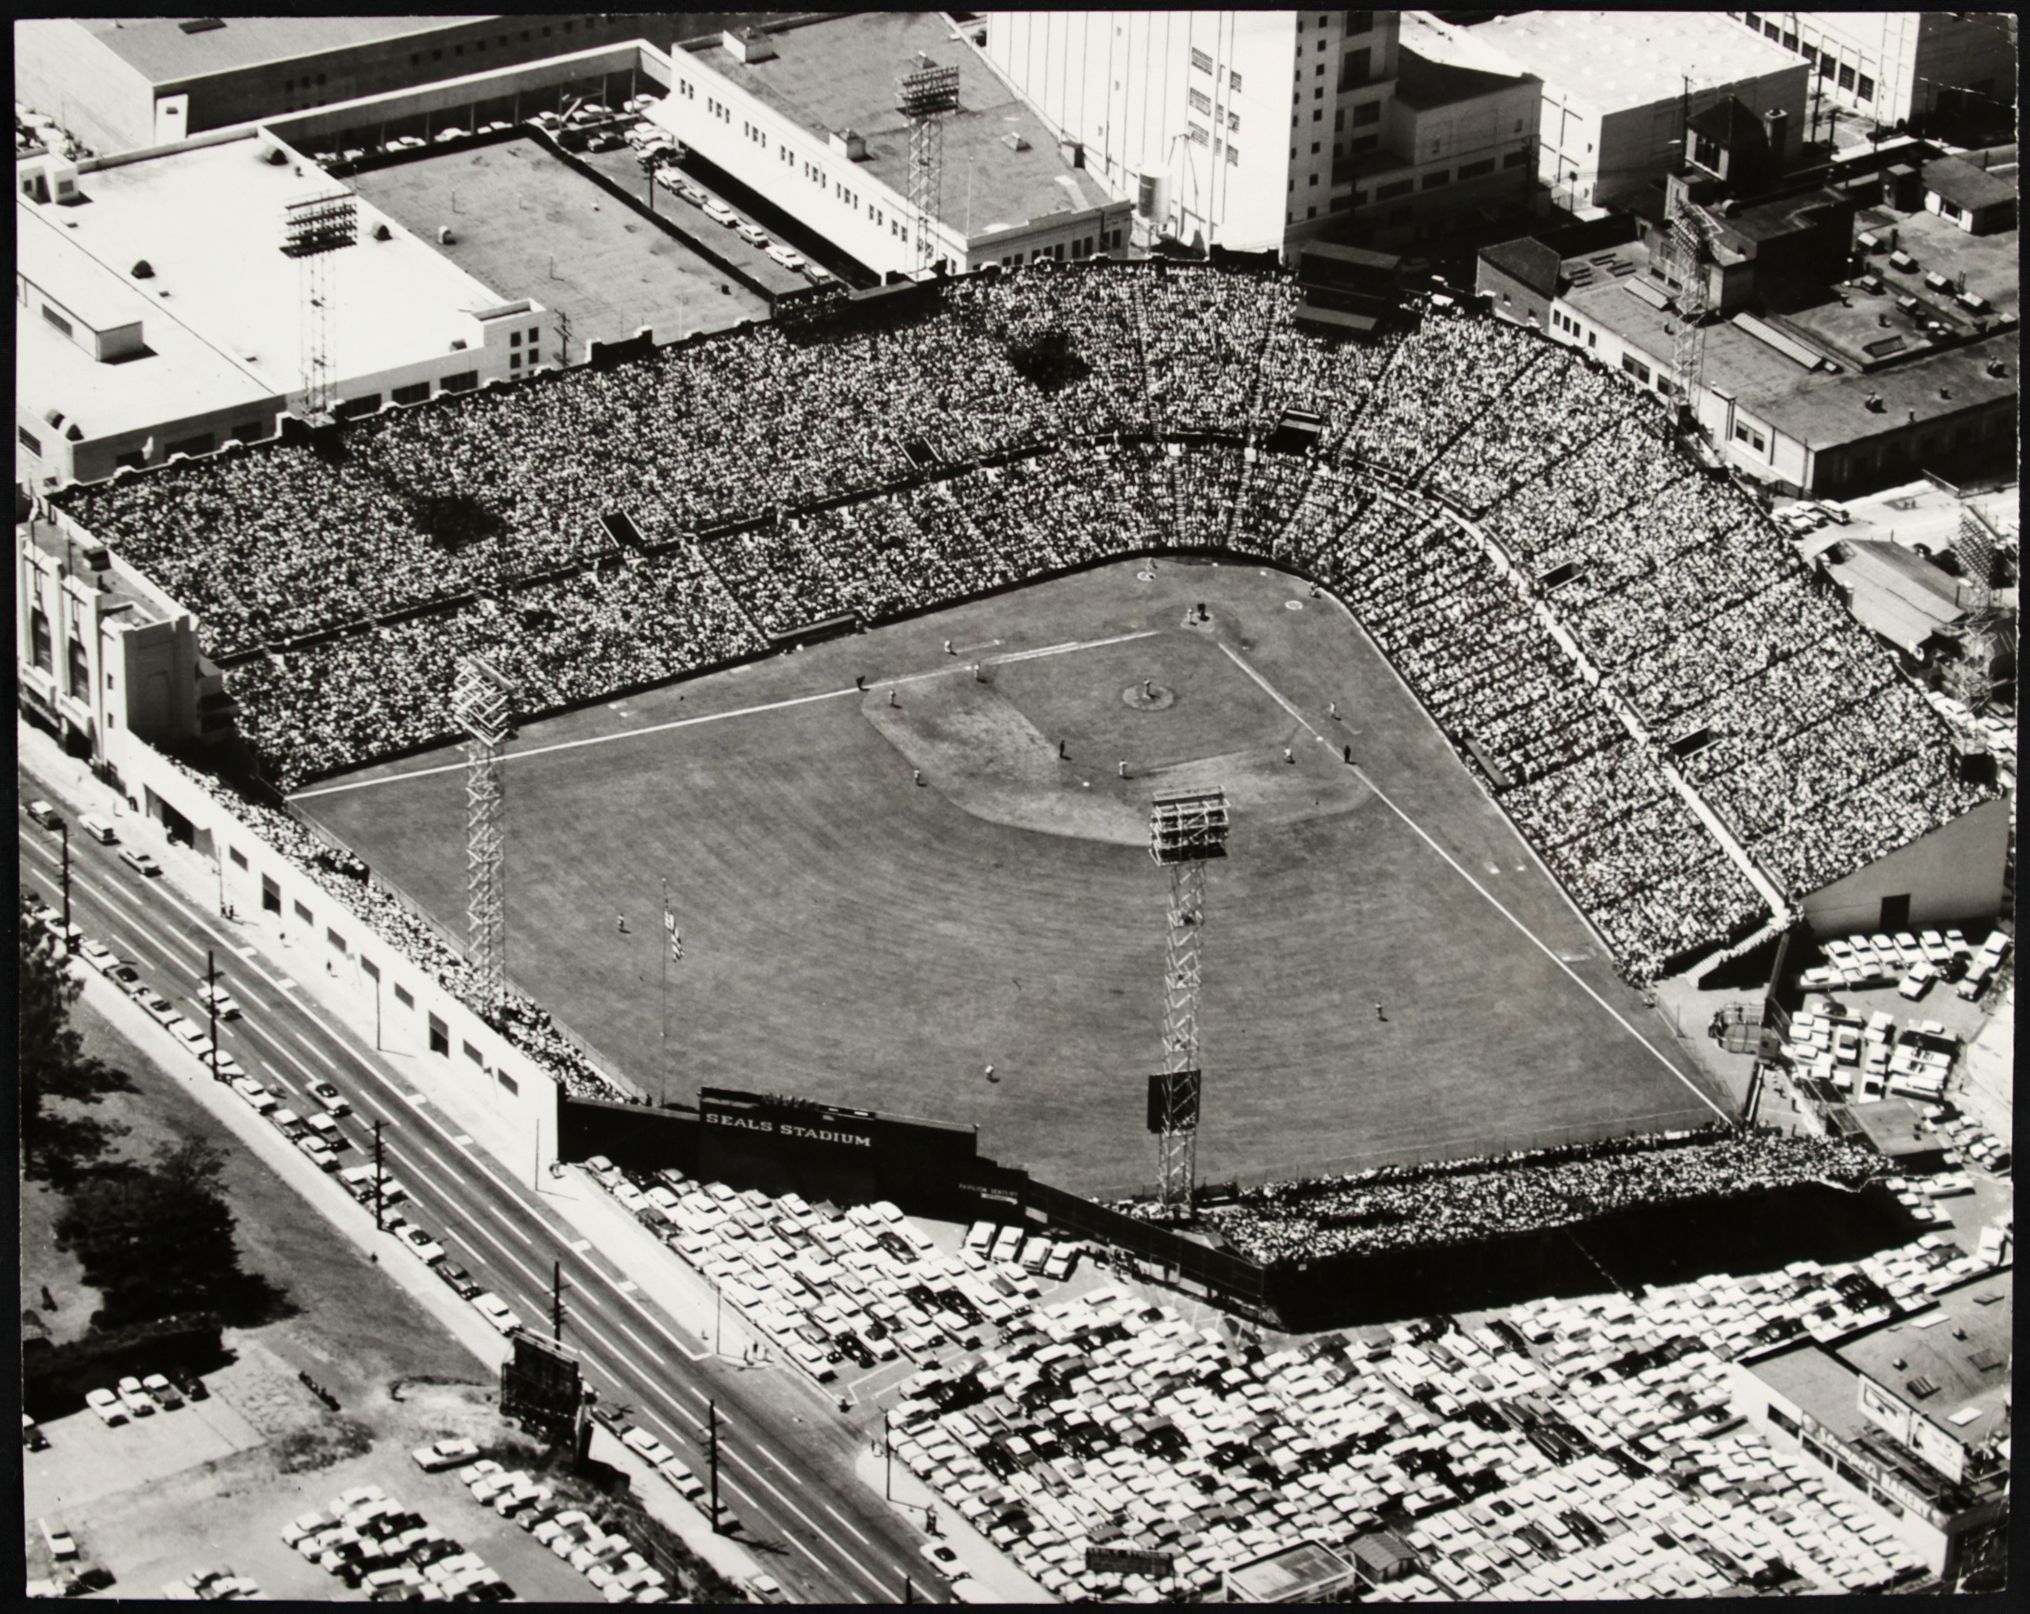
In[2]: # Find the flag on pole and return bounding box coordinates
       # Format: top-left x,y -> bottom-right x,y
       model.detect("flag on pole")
663,906 -> 683,963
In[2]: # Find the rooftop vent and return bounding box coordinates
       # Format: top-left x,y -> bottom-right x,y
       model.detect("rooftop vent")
1865,393 -> 1884,413
723,27 -> 777,65
131,259 -> 154,279
1001,131 -> 1030,153
373,221 -> 391,241
179,17 -> 225,35
261,145 -> 286,165
828,128 -> 866,161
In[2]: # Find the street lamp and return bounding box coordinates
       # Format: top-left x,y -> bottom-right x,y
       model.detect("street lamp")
58,818 -> 74,954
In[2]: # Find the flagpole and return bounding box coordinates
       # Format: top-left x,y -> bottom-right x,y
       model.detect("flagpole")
659,875 -> 670,1110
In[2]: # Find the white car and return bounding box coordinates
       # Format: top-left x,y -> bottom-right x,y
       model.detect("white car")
119,846 -> 163,877
141,1372 -> 184,1409
85,1387 -> 128,1426
134,987 -> 179,1025
395,1222 -> 447,1264
198,982 -> 244,1020
922,1542 -> 969,1579
472,1292 -> 521,1335
736,222 -> 770,248
702,199 -> 738,227
77,938 -> 117,973
116,1375 -> 159,1417
281,1511 -> 334,1548
232,1077 -> 278,1114
621,1426 -> 675,1467
297,1133 -> 340,1172
659,1459 -> 707,1503
803,261 -> 836,285
1898,962 -> 1937,1000
308,1080 -> 350,1116
766,244 -> 806,271
412,1437 -> 481,1472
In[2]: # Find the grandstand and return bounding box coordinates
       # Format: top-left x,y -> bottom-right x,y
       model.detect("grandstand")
40,259 -> 2004,1211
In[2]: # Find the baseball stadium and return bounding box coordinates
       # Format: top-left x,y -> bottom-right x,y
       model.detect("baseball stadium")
44,259 -> 1997,1289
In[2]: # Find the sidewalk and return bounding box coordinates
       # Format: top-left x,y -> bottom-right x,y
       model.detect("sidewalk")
849,1446 -> 1052,1603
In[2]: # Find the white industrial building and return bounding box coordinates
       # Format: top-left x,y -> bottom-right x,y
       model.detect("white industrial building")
15,132 -> 546,494
1721,11 -> 2017,130
1409,11 -> 1810,214
977,8 -> 1538,254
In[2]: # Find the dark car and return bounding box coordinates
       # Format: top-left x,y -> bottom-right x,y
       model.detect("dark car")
436,1261 -> 482,1300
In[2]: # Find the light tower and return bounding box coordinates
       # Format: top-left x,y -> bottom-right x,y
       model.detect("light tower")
898,54 -> 960,276
1148,789 -> 1229,1216
279,188 -> 358,425
453,655 -> 517,1020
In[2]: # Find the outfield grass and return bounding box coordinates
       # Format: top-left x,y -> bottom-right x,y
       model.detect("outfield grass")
299,560 -> 1731,1197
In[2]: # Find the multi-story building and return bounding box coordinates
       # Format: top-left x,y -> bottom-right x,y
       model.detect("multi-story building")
15,515 -> 235,765
1410,11 -> 1809,213
1721,11 -> 2017,131
650,14 -> 1131,278
1731,1271 -> 2011,1581
977,9 -> 1537,255
15,135 -> 546,494
13,15 -> 669,157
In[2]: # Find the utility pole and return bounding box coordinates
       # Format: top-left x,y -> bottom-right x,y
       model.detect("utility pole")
903,1574 -> 914,1604
884,1404 -> 893,1500
206,949 -> 222,1083
556,308 -> 573,370
373,1117 -> 386,1232
708,1399 -> 721,1532
58,819 -> 73,954
551,1258 -> 565,1346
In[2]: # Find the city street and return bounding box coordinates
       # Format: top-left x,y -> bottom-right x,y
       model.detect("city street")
19,769 -> 959,1606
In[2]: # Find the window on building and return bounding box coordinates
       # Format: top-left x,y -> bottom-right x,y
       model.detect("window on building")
394,981 -> 415,1009
509,352 -> 521,370
1229,111 -> 1240,131
1422,169 -> 1450,189
1341,48 -> 1372,91
230,419 -> 268,442
1352,99 -> 1380,127
1782,30 -> 1798,51
1227,144 -> 1240,165
29,609 -> 53,673
1838,64 -> 1856,92
1188,121 -> 1210,145
1503,147 -> 1530,168
1191,47 -> 1214,74
1457,157 -> 1495,180
1347,11 -> 1374,34
1803,44 -> 1818,66
428,1013 -> 449,1056
18,425 -> 42,456
41,304 -> 73,338
229,846 -> 248,869
1350,133 -> 1380,155
1375,177 -> 1413,201
1856,73 -> 1874,103
464,1040 -> 484,1066
1763,22 -> 1780,41
1743,11 -> 1763,27
1189,88 -> 1212,115
1621,353 -> 1652,385
1819,54 -> 1835,80
441,371 -> 478,393
1229,69 -> 1243,92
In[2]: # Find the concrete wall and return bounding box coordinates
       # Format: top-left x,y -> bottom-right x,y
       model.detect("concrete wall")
1800,793 -> 2010,935
102,729 -> 564,1131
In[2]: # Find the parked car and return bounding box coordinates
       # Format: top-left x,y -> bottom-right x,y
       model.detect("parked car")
106,960 -> 143,994
25,798 -> 63,829
436,1261 -> 482,1300
119,847 -> 163,877
298,1134 -> 341,1172
735,222 -> 769,248
803,261 -> 836,285
133,987 -> 179,1025
395,1223 -> 447,1264
472,1293 -> 521,1335
116,1376 -> 159,1417
85,1388 -> 128,1426
702,199 -> 739,227
412,1438 -> 481,1472
141,1372 -> 184,1410
232,1077 -> 278,1114
77,938 -> 117,973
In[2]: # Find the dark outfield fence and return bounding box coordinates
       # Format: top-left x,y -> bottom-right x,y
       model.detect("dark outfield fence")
556,1089 -> 1912,1329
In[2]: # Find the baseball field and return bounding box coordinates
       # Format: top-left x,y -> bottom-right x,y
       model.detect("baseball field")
295,558 -> 1733,1198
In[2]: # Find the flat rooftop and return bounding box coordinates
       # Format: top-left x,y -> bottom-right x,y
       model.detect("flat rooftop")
73,16 -> 472,87
23,518 -> 173,623
1226,1540 -> 1357,1601
40,135 -> 520,402
1836,1275 -> 2012,1450
1454,9 -> 1803,111
17,199 -> 278,440
685,12 -> 1115,239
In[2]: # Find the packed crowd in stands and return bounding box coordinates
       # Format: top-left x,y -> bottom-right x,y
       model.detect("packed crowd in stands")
1187,1128 -> 1881,1265
56,260 -> 1989,999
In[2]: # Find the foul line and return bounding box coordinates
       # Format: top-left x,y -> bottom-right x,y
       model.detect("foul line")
1217,645 -> 1730,1124
289,629 -> 1166,802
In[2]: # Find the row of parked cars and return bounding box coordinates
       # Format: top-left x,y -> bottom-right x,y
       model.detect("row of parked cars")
84,1371 -> 206,1426
580,1158 -> 1069,1386
159,1567 -> 262,1600
26,796 -> 162,872
1798,925 -> 2005,1001
284,1481 -> 510,1602
455,1459 -> 672,1602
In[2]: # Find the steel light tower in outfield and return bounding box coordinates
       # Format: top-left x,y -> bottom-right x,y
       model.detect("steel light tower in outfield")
898,55 -> 960,276
279,188 -> 358,425
453,655 -> 517,1021
1148,789 -> 1229,1215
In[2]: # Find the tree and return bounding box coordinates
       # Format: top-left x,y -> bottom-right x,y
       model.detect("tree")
55,1138 -> 279,1331
18,898 -> 129,1182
